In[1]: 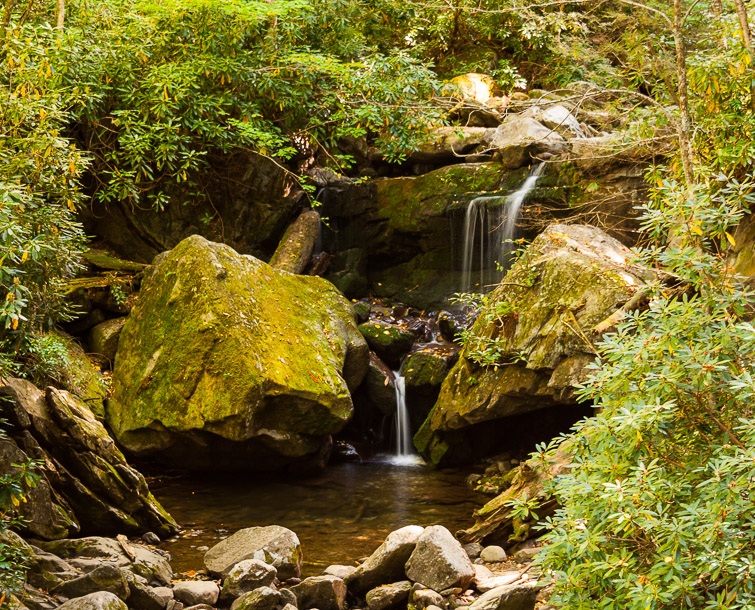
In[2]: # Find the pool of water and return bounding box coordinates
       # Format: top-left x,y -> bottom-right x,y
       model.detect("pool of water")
153,457 -> 485,576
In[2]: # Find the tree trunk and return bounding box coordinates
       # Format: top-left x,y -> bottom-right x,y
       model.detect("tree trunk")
732,0 -> 755,111
269,209 -> 321,274
671,0 -> 695,189
56,0 -> 64,30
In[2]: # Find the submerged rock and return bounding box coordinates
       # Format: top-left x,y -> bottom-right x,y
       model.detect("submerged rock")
204,525 -> 302,580
416,224 -> 651,466
109,235 -> 368,472
405,526 -> 475,592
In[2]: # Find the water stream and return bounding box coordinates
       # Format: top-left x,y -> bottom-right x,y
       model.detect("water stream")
460,163 -> 545,293
389,372 -> 423,466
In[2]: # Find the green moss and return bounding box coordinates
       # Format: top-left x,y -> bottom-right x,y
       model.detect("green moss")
83,248 -> 147,272
50,331 -> 108,418
403,351 -> 449,389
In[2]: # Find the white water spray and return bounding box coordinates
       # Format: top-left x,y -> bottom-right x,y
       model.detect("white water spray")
390,372 -> 423,466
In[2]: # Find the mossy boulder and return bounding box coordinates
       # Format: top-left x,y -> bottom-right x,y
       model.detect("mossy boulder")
358,322 -> 415,369
109,235 -> 369,472
402,347 -> 457,427
89,317 -> 127,365
415,224 -> 651,466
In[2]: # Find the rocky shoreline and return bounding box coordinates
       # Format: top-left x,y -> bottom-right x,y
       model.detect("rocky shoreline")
6,523 -> 552,610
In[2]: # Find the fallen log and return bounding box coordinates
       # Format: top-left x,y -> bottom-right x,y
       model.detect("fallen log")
269,209 -> 321,274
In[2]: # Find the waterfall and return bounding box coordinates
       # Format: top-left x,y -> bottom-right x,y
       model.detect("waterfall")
460,162 -> 545,293
390,372 -> 422,466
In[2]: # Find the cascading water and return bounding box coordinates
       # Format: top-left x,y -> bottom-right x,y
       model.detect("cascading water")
390,372 -> 423,466
460,162 -> 545,293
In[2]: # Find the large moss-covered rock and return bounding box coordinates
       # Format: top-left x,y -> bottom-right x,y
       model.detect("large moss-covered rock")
109,235 -> 368,471
416,224 -> 651,466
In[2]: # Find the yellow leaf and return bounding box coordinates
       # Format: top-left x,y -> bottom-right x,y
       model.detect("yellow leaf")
690,222 -> 703,236
725,231 -> 736,246
21,251 -> 28,263
11,495 -> 19,507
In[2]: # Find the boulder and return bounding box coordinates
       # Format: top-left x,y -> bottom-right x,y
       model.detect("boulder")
344,525 -> 424,595
363,353 -> 398,416
56,592 -> 128,610
365,581 -> 412,610
480,546 -> 507,563
416,224 -> 651,466
324,565 -> 356,579
448,74 -> 502,104
0,379 -> 177,538
404,526 -> 474,592
467,582 -> 541,610
54,564 -> 130,601
358,322 -> 415,369
173,581 -> 220,606
220,559 -> 277,599
402,348 -> 455,427
230,587 -> 281,610
109,235 -> 368,472
521,105 -> 583,138
409,587 -> 445,610
127,582 -> 174,610
483,117 -> 567,169
89,317 -> 127,364
406,127 -> 490,164
291,575 -> 347,610
204,526 -> 302,579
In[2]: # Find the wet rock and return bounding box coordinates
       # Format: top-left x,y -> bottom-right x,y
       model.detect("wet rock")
402,349 -> 454,427
182,606 -> 215,610
483,116 -> 566,169
365,581 -> 411,610
344,525 -> 424,595
291,575 -> 347,610
332,440 -> 361,463
437,312 -> 470,344
220,559 -> 277,599
173,581 -> 220,606
467,582 -> 541,610
142,532 -> 161,545
325,249 -> 369,299
480,546 -> 507,563
463,544 -> 483,560
204,526 -> 302,579
54,564 -> 130,601
324,565 -> 356,579
89,317 -> 127,364
229,587 -> 281,610
56,592 -> 127,610
358,322 -> 415,369
405,526 -> 475,592
109,236 -> 368,472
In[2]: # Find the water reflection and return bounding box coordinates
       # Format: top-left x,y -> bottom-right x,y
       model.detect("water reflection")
154,459 -> 484,574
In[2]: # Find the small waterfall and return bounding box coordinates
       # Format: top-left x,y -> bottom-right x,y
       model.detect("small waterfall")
390,372 -> 423,466
460,162 -> 545,292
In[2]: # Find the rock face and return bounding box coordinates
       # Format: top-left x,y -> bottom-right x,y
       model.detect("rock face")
416,224 -> 651,466
483,116 -> 567,169
404,526 -> 475,592
109,235 -> 368,471
204,526 -> 302,580
344,525 -> 424,596
0,379 -> 177,538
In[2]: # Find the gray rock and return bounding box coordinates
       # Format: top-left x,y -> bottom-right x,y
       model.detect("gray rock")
484,116 -> 566,169
405,526 -> 474,592
323,565 -> 356,579
230,587 -> 281,610
365,581 -> 411,610
463,544 -> 483,560
281,605 -> 298,610
182,606 -> 215,610
54,564 -> 130,601
142,532 -> 161,545
521,105 -> 583,138
279,589 -> 297,607
26,546 -> 77,590
205,526 -> 302,579
221,559 -> 277,599
89,317 -> 127,363
56,592 -> 128,610
512,548 -> 541,563
467,582 -> 541,610
127,581 -> 174,610
344,525 -> 424,595
173,581 -> 220,607
411,588 -> 445,609
291,575 -> 347,610
479,547 -> 507,563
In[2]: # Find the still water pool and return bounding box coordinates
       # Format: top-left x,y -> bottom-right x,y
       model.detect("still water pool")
153,457 -> 484,575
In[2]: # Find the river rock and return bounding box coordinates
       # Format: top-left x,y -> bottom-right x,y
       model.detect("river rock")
56,592 -> 128,610
410,587 -> 445,610
483,116 -> 567,169
324,565 -> 356,579
358,322 -> 415,368
0,379 -> 177,538
230,587 -> 281,610
173,581 -> 220,606
25,545 -> 78,590
221,559 -> 277,599
365,581 -> 411,610
205,526 -> 302,579
463,543 -> 483,560
291,575 -> 347,610
467,582 -> 541,610
127,581 -> 174,610
405,526 -> 474,592
108,235 -> 368,472
415,224 -> 652,466
402,348 -> 455,427
89,317 -> 127,364
344,525 -> 424,595
54,564 -> 130,601
479,546 -> 507,563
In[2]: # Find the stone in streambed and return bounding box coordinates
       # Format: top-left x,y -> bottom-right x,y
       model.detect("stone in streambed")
324,565 -> 356,579
479,546 -> 507,563
230,587 -> 281,610
53,564 -> 130,601
173,581 -> 220,606
405,526 -> 474,592
205,526 -> 302,579
410,586 -> 445,610
56,592 -> 128,610
291,575 -> 347,610
365,581 -> 411,610
468,583 -> 541,610
358,322 -> 415,369
344,525 -> 424,595
221,559 -> 277,599
127,581 -> 174,610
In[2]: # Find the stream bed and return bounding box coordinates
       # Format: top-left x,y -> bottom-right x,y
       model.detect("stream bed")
153,457 -> 485,576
